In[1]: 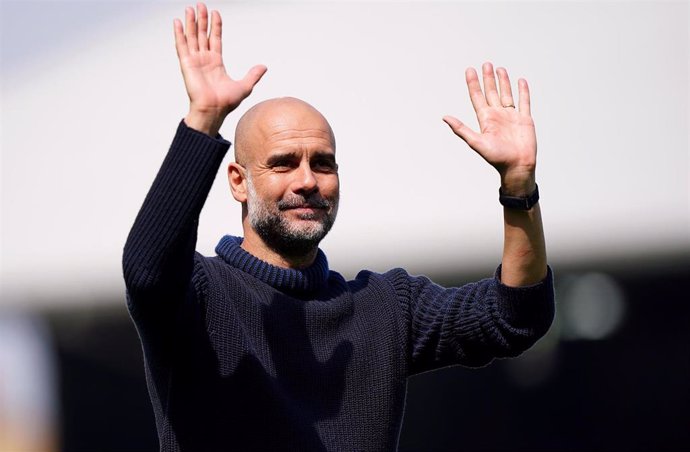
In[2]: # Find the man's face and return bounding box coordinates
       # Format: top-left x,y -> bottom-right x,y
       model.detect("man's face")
242,103 -> 339,256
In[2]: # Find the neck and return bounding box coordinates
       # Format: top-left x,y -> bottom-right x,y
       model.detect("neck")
240,232 -> 318,270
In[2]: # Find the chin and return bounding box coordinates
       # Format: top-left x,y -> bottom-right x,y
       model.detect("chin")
287,224 -> 327,241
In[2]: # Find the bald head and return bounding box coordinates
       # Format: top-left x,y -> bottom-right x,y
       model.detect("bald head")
234,97 -> 335,167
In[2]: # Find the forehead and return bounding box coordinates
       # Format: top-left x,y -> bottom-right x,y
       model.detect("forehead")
255,105 -> 335,157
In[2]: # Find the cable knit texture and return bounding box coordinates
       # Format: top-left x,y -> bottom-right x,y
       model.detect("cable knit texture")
123,121 -> 555,451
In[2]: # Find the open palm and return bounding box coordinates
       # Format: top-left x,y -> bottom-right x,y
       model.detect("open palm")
444,63 -> 537,184
174,4 -> 266,120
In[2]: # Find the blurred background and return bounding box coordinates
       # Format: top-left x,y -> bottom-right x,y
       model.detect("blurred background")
1,1 -> 688,451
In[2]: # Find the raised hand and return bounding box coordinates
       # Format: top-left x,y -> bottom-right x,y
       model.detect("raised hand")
174,3 -> 267,136
443,62 -> 536,195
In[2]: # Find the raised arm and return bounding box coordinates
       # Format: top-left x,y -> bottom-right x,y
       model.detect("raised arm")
443,63 -> 547,287
123,3 -> 265,310
174,3 -> 266,136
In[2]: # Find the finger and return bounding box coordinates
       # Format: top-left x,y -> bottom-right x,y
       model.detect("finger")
209,10 -> 222,54
196,3 -> 209,51
240,65 -> 268,93
442,115 -> 482,150
466,67 -> 487,114
185,6 -> 199,51
518,78 -> 531,116
173,18 -> 189,59
482,62 -> 501,107
496,67 -> 515,108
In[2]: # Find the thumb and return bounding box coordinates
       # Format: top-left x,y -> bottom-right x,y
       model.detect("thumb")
240,64 -> 268,93
443,115 -> 480,148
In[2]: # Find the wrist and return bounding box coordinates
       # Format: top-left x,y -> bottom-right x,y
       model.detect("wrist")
499,168 -> 536,197
184,108 -> 228,137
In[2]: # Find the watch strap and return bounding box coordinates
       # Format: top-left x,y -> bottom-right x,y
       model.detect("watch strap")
499,184 -> 539,210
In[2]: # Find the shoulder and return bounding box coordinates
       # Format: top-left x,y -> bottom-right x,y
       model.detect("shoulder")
359,267 -> 440,297
190,252 -> 247,295
345,268 -> 423,303
193,252 -> 228,271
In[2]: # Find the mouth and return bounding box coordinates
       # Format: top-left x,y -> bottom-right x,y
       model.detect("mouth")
281,204 -> 329,223
288,204 -> 325,210
279,201 -> 329,211
277,196 -> 331,217
285,206 -> 326,216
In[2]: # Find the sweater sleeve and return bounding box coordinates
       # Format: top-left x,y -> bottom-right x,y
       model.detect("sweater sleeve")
122,121 -> 230,318
384,265 -> 555,375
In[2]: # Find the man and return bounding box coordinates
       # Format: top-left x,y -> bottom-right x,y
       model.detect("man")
123,3 -> 554,451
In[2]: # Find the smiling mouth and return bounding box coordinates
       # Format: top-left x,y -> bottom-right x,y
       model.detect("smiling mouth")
284,206 -> 328,222
289,205 -> 324,210
280,203 -> 328,212
286,206 -> 326,216
278,196 -> 330,211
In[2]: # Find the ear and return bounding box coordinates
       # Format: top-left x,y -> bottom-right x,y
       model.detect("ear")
228,162 -> 248,203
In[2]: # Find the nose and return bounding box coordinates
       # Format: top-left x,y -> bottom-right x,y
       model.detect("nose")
293,160 -> 318,194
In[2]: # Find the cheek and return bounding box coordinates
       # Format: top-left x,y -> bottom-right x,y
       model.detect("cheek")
260,176 -> 291,200
320,176 -> 340,199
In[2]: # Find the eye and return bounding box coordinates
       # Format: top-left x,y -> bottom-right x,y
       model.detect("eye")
270,158 -> 297,171
312,158 -> 338,173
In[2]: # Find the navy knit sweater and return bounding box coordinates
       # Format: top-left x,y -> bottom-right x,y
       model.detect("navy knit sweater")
123,121 -> 555,451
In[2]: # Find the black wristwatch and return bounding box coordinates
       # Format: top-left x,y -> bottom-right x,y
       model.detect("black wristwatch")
499,184 -> 539,210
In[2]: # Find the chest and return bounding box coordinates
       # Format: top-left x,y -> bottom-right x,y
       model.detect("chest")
197,274 -> 408,383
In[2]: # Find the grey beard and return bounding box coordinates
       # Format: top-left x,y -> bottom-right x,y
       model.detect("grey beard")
246,174 -> 338,258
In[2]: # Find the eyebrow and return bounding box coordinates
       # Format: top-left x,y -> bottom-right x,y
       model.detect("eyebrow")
265,152 -> 298,166
265,151 -> 336,166
312,152 -> 337,164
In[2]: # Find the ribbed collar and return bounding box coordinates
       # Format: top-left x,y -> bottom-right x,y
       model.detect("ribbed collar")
215,235 -> 330,293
